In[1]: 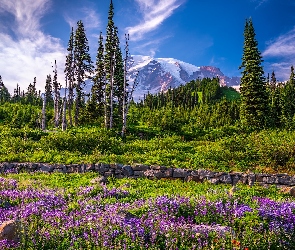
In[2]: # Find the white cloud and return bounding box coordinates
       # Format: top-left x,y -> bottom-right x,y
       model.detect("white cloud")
131,35 -> 172,58
64,7 -> 101,30
0,0 -> 66,94
126,0 -> 185,41
263,28 -> 295,57
263,27 -> 295,81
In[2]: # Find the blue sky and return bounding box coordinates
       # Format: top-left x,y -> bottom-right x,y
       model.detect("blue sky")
0,0 -> 295,93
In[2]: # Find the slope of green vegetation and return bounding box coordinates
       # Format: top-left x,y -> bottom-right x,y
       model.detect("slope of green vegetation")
1,124 -> 295,174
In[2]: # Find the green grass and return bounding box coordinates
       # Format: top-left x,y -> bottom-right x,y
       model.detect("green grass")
1,125 -> 295,174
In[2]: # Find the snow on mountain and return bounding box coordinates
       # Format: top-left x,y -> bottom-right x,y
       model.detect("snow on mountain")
128,55 -> 240,100
59,55 -> 240,101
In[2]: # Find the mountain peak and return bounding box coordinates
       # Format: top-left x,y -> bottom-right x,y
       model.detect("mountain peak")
128,55 -> 240,100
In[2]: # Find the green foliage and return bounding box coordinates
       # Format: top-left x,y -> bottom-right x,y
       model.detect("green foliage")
74,20 -> 94,126
0,103 -> 51,128
239,19 -> 268,128
0,75 -> 11,103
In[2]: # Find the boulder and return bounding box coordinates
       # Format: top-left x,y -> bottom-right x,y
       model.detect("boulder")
0,220 -> 20,242
122,165 -> 134,176
173,168 -> 189,178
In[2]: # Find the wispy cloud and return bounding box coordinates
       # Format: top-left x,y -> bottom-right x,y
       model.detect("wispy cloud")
126,0 -> 185,41
252,0 -> 269,9
64,7 -> 101,30
0,0 -> 66,94
263,28 -> 295,57
131,35 -> 172,57
64,7 -> 101,56
263,27 -> 295,80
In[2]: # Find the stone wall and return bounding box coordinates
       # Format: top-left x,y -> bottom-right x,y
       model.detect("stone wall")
1,162 -> 295,188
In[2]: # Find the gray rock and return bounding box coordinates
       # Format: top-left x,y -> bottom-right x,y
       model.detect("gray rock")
219,174 -> 232,184
248,174 -> 255,186
100,163 -> 110,173
122,165 -> 134,176
0,220 -> 20,242
279,176 -> 295,186
263,176 -> 279,184
150,165 -> 167,170
185,175 -> 203,183
104,171 -> 114,178
133,171 -> 145,177
40,164 -> 54,173
198,169 -> 215,178
208,178 -> 220,184
231,175 -> 240,185
163,168 -> 173,178
132,164 -> 150,171
85,164 -> 95,172
173,168 -> 188,178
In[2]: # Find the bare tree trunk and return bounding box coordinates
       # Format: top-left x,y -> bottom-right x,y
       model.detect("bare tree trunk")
75,72 -> 81,127
104,76 -> 108,129
122,34 -> 129,137
54,93 -> 59,128
62,98 -> 67,131
68,81 -> 73,127
62,83 -> 67,131
41,94 -> 46,131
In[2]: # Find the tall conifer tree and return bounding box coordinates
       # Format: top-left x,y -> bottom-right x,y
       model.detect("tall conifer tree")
104,0 -> 116,128
89,32 -> 105,119
52,60 -> 61,128
74,20 -> 93,126
280,66 -> 295,126
65,27 -> 75,126
45,74 -> 53,106
239,19 -> 268,128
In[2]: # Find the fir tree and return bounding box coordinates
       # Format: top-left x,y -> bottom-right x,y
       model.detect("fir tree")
65,27 -> 75,127
52,60 -> 61,128
239,19 -> 268,128
89,32 -> 105,120
45,74 -> 53,106
113,27 -> 125,118
74,20 -> 93,126
0,76 -> 10,103
280,66 -> 295,127
104,0 -> 116,128
25,77 -> 38,104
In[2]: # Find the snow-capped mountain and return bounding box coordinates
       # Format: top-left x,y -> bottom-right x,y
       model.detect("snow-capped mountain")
60,55 -> 240,100
128,55 -> 240,100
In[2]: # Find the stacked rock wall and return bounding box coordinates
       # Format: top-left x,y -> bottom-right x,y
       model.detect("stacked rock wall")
1,162 -> 295,188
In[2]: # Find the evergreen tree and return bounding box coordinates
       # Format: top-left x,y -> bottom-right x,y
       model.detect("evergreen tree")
104,0 -> 116,128
74,20 -> 93,126
89,32 -> 105,120
113,27 -> 125,118
25,77 -> 38,104
280,66 -> 295,127
52,60 -> 61,128
45,74 -> 53,106
65,27 -> 75,127
0,76 -> 10,103
239,19 -> 268,128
